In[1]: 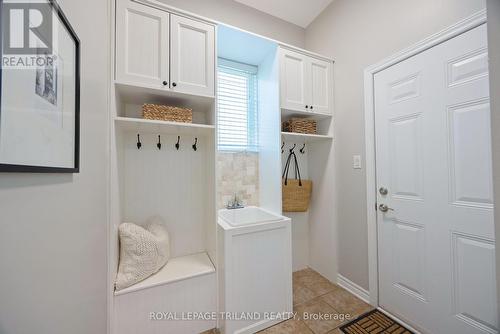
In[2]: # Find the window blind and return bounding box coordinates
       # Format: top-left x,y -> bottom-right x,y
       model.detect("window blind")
217,58 -> 258,151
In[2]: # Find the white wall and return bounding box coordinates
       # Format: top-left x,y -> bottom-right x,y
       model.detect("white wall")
157,0 -> 305,48
257,47 -> 282,214
305,0 -> 486,290
0,0 -> 110,333
487,0 -> 500,313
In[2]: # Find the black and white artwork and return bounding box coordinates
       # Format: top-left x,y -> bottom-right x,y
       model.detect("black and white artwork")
0,0 -> 80,173
35,54 -> 58,106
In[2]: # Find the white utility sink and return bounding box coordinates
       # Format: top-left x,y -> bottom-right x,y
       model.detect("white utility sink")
218,206 -> 283,227
217,206 -> 292,333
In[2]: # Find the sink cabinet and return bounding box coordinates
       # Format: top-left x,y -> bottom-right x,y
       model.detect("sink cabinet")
217,215 -> 292,334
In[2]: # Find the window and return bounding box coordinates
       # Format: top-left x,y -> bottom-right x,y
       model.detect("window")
217,58 -> 258,151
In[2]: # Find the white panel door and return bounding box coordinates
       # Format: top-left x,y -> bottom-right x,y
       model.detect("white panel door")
170,14 -> 215,97
375,24 -> 497,334
308,58 -> 331,114
280,48 -> 309,112
115,0 -> 169,88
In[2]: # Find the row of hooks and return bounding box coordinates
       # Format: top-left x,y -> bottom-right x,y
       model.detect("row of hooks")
281,142 -> 306,154
136,135 -> 301,154
136,134 -> 198,151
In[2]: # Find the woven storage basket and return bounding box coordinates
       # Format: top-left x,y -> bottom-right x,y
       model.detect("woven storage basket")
282,118 -> 317,134
282,179 -> 312,212
142,104 -> 193,123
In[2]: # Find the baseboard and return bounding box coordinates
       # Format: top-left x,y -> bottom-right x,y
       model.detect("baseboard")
336,274 -> 370,304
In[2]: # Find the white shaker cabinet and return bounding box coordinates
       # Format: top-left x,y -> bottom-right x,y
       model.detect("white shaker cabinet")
170,14 -> 215,97
279,47 -> 332,114
279,48 -> 308,112
116,0 -> 169,88
309,57 -> 331,114
116,0 -> 215,96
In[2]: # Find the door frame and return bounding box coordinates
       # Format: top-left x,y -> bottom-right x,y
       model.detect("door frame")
363,9 -> 487,307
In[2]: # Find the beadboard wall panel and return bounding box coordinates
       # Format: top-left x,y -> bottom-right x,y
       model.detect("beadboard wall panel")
121,131 -> 212,257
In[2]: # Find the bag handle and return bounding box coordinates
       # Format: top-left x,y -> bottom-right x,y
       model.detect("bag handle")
282,150 -> 293,181
282,151 -> 302,187
292,152 -> 302,186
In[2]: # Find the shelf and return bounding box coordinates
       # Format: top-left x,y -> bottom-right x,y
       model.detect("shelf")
115,117 -> 215,136
115,81 -> 215,114
281,108 -> 332,121
281,131 -> 333,143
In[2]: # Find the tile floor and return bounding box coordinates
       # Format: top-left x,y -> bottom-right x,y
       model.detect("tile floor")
259,268 -> 373,334
202,268 -> 373,334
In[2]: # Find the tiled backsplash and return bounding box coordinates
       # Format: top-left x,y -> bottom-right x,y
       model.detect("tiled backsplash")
217,152 -> 259,209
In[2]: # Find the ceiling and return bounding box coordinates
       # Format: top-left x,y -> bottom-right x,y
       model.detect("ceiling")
233,0 -> 333,28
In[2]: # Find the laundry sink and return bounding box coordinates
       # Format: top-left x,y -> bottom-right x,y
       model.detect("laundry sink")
218,206 -> 284,227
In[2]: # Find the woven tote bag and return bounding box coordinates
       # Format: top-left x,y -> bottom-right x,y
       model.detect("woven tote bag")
282,150 -> 312,212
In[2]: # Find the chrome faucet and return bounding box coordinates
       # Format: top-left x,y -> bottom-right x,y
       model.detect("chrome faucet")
226,193 -> 244,209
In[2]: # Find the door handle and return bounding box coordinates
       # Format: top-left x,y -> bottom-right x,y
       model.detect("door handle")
378,204 -> 394,213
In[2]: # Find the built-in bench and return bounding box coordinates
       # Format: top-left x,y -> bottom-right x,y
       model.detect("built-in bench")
115,252 -> 215,296
114,252 -> 216,334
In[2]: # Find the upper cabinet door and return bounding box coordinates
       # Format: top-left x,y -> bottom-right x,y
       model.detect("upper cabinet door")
116,0 -> 169,88
280,49 -> 308,112
170,14 -> 215,97
308,58 -> 332,114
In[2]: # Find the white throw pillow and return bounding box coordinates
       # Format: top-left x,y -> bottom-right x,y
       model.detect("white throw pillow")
115,217 -> 170,291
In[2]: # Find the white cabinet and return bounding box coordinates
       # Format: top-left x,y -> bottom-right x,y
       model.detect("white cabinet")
116,0 -> 215,96
116,0 -> 169,87
279,47 -> 332,114
309,57 -> 331,114
217,210 -> 292,334
170,14 -> 215,97
280,48 -> 308,112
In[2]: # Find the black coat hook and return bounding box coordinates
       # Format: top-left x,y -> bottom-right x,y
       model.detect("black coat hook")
192,137 -> 198,151
300,143 -> 306,154
289,143 -> 296,153
175,136 -> 180,150
281,142 -> 285,154
136,134 -> 142,149
157,135 -> 162,150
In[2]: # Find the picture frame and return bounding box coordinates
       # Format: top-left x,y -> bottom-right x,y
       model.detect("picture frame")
0,0 -> 80,173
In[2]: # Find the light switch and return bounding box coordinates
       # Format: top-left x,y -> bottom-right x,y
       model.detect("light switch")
353,155 -> 362,169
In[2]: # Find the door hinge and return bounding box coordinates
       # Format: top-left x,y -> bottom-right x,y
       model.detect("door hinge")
375,202 -> 378,211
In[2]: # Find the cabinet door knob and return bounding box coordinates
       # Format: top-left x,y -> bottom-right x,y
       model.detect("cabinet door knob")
162,81 -> 168,86
305,105 -> 309,109
310,106 -> 314,110
172,82 -> 177,87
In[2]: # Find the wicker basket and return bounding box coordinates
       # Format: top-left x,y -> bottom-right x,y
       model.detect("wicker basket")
282,179 -> 312,212
142,104 -> 193,123
282,118 -> 317,134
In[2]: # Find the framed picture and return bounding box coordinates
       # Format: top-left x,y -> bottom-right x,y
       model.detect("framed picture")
0,0 -> 80,172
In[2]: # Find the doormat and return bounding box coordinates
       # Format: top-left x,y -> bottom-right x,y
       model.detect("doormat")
340,309 -> 414,334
